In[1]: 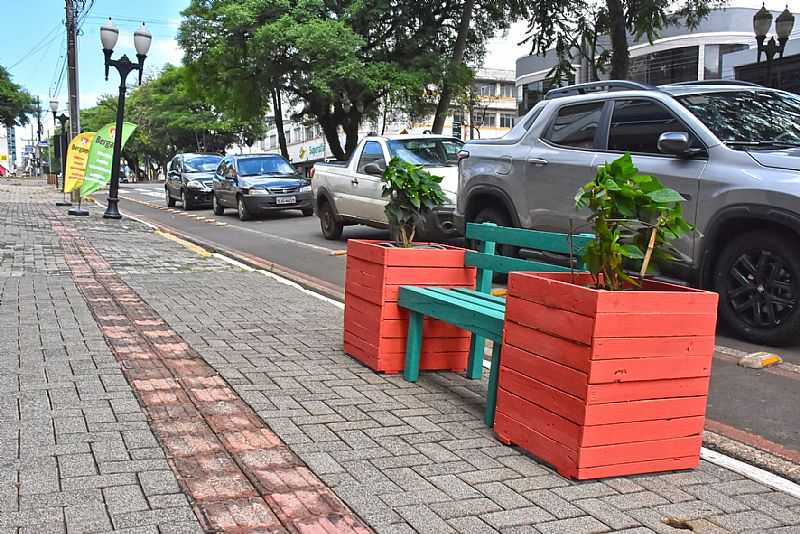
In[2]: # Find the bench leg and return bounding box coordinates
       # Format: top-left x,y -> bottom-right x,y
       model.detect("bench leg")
484,340 -> 502,427
466,334 -> 485,380
403,311 -> 424,383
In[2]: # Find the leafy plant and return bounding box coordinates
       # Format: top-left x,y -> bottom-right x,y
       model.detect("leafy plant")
382,157 -> 447,248
575,153 -> 693,291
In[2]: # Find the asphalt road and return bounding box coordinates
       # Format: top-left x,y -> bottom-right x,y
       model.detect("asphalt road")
117,181 -> 800,461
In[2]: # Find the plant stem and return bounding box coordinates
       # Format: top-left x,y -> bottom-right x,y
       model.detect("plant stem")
639,225 -> 658,282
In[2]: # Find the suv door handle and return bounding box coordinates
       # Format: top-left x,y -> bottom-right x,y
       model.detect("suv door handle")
351,178 -> 359,186
527,158 -> 549,166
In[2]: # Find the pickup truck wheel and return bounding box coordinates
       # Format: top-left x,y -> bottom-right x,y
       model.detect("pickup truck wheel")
319,201 -> 343,240
166,187 -> 176,207
471,207 -> 518,258
714,231 -> 800,346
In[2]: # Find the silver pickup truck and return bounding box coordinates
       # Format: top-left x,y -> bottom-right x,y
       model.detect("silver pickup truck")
311,134 -> 463,240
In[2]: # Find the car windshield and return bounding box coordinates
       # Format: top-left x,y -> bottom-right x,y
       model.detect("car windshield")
237,156 -> 296,176
676,90 -> 800,147
387,138 -> 464,167
184,155 -> 222,172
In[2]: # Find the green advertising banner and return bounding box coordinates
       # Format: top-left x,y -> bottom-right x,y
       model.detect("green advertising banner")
80,121 -> 137,198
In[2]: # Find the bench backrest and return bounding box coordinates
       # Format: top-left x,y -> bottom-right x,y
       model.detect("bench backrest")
464,222 -> 594,293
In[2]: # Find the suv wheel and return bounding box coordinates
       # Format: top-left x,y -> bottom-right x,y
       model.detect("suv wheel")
212,193 -> 224,215
166,187 -> 176,207
319,200 -> 343,240
714,231 -> 800,346
237,196 -> 251,221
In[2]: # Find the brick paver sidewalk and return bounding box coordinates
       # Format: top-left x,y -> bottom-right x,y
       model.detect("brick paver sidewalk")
1,181 -> 799,534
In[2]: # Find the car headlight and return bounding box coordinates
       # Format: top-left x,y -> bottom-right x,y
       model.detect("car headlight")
186,180 -> 204,189
247,188 -> 269,195
300,185 -> 312,193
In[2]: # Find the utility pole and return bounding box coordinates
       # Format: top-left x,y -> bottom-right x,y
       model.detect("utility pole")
65,0 -> 80,137
35,98 -> 42,176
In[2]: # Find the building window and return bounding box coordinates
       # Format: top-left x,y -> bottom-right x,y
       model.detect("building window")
500,113 -> 514,128
629,46 -> 699,85
518,77 -> 569,115
284,130 -> 291,144
477,83 -> 495,97
269,134 -> 277,148
501,84 -> 515,98
305,126 -> 315,140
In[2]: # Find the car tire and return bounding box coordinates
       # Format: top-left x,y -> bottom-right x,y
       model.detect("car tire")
471,207 -> 518,258
318,200 -> 343,240
301,208 -> 314,217
713,231 -> 800,346
181,189 -> 193,211
212,194 -> 224,216
237,196 -> 251,221
166,188 -> 176,207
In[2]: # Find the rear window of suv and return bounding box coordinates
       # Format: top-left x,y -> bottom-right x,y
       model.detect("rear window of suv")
544,102 -> 604,149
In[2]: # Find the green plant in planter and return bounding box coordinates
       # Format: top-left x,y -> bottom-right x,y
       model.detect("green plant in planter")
382,157 -> 447,248
575,153 -> 693,291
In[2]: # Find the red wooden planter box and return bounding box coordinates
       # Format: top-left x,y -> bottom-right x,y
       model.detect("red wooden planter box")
343,239 -> 476,374
495,272 -> 718,480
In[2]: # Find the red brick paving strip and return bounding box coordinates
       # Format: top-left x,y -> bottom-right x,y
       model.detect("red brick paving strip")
50,219 -> 373,534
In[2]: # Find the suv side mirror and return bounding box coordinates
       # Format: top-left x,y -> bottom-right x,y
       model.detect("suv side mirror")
658,132 -> 691,156
362,162 -> 385,176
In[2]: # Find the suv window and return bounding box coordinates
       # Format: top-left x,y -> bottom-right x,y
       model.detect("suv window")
608,99 -> 695,155
357,141 -> 386,173
545,102 -> 604,149
216,159 -> 228,177
168,158 -> 179,173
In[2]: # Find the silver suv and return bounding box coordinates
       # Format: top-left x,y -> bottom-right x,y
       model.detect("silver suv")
456,80 -> 800,346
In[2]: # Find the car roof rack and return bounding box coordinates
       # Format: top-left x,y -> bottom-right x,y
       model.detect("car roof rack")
544,80 -> 658,99
669,79 -> 761,87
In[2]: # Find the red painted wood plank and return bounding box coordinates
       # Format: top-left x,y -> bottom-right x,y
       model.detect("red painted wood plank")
593,312 -> 718,338
578,435 -> 702,468
586,376 -> 711,404
507,272 -> 599,317
380,336 -> 471,354
498,367 -> 586,424
587,355 -> 712,384
591,336 -> 716,360
494,411 -> 579,479
501,344 -> 589,399
346,240 -> 470,267
496,389 -> 581,450
505,296 -> 595,345
503,321 -> 591,373
345,281 -> 384,306
583,395 -> 707,426
377,318 -> 469,339
382,266 -> 476,286
596,285 -> 718,314
580,416 -> 705,447
576,455 -> 700,480
345,256 -> 385,289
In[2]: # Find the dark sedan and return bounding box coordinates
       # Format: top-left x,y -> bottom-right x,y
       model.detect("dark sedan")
212,154 -> 313,221
165,153 -> 223,210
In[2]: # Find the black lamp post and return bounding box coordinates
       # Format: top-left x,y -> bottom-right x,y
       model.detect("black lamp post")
753,5 -> 796,87
100,18 -> 152,220
49,99 -> 72,207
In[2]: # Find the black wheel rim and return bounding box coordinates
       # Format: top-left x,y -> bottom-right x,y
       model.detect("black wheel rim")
322,209 -> 333,234
727,249 -> 797,328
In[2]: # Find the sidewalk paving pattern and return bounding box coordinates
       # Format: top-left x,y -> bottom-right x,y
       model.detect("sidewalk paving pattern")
1,180 -> 800,533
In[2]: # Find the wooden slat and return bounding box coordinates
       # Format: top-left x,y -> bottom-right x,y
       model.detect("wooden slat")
465,250 -> 576,274
426,288 -> 506,313
576,456 -> 699,480
451,287 -> 506,304
398,286 -> 505,342
586,376 -> 710,405
466,223 -> 593,255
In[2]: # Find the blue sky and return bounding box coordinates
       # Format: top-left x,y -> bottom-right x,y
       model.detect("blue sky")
3,0 -> 188,144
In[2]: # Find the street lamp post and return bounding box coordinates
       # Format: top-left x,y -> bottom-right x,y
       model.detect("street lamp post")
99,18 -> 151,220
50,99 -> 72,207
753,5 -> 796,87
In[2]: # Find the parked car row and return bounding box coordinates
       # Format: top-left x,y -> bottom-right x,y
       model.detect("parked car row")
165,153 -> 313,220
311,81 -> 800,347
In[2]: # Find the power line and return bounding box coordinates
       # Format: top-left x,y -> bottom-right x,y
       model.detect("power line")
6,20 -> 63,70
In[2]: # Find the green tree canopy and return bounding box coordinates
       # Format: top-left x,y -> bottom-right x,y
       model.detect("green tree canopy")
0,65 -> 36,127
524,0 -> 723,81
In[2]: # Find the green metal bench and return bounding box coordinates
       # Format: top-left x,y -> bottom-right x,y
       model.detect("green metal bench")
397,222 -> 593,426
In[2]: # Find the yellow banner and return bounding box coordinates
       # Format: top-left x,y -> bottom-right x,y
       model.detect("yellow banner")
64,132 -> 96,193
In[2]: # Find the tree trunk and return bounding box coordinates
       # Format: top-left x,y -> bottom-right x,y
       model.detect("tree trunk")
319,117 -> 346,160
343,110 -> 360,159
271,86 -> 289,160
431,0 -> 476,134
607,0 -> 629,79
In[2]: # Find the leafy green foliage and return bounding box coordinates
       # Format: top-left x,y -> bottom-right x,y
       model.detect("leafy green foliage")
523,0 -> 723,81
575,153 -> 693,291
0,65 -> 36,127
382,158 -> 447,248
